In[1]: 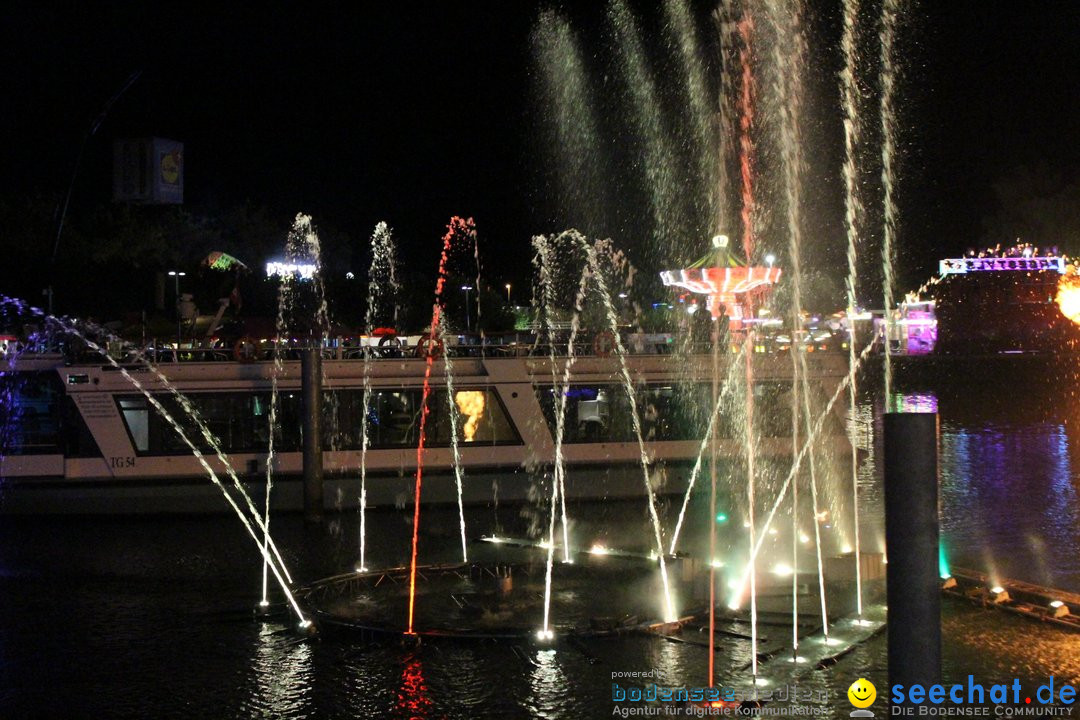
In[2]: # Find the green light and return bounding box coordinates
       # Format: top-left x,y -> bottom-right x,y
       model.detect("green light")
938,544 -> 951,579
716,513 -> 728,524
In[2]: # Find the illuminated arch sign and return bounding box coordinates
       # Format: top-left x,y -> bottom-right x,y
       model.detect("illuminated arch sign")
939,256 -> 1065,275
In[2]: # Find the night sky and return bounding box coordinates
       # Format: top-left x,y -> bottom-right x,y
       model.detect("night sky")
3,1 -> 1080,312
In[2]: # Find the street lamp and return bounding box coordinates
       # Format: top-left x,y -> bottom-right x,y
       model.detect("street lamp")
505,283 -> 512,304
461,285 -> 473,333
168,271 -> 186,347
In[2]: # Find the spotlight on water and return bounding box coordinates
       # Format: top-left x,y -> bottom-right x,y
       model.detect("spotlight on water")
939,545 -> 952,579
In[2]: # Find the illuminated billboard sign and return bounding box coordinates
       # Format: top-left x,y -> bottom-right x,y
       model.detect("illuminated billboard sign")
939,256 -> 1065,275
113,138 -> 184,204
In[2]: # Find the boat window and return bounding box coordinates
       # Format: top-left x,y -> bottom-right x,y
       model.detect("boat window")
116,386 -> 519,456
0,371 -> 62,455
535,383 -> 718,444
118,397 -> 150,452
325,387 -> 519,449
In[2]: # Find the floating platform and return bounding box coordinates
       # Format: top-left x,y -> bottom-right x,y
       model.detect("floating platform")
944,566 -> 1080,632
293,557 -> 680,641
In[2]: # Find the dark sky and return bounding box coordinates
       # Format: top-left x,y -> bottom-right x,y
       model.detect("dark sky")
3,1 -> 1080,298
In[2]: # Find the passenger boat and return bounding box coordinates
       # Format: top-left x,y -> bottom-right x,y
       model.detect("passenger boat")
0,339 -> 851,514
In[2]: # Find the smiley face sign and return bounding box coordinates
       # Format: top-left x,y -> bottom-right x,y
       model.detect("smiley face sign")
848,678 -> 876,708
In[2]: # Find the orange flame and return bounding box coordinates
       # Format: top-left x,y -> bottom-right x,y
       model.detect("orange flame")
454,390 -> 486,442
1056,272 -> 1080,326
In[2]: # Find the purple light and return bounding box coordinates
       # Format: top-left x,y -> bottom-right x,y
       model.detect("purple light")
939,257 -> 1065,275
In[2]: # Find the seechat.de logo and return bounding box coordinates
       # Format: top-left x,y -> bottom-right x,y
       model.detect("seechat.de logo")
848,678 -> 877,718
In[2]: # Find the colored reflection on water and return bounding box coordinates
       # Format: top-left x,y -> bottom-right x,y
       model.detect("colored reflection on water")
890,362 -> 1080,592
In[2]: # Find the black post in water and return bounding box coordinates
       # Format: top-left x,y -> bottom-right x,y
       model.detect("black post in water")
302,348 -> 323,524
884,412 -> 941,696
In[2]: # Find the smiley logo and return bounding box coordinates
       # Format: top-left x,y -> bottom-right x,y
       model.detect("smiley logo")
848,678 -> 876,708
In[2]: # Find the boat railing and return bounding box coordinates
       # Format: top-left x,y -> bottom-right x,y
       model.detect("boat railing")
2,332 -> 850,365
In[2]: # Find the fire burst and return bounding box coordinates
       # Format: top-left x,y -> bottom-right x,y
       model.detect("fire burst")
453,390 -> 486,442
1055,272 -> 1080,326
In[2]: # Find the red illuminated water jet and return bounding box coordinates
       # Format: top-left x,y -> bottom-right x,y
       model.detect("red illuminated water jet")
406,216 -> 476,635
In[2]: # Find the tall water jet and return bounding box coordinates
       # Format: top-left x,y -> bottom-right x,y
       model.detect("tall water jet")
358,221 -> 399,572
533,231 -> 591,568
735,5 -> 760,680
608,0 -> 690,261
406,217 -> 475,635
438,310 -> 469,563
768,0 -> 815,653
840,0 -> 866,619
262,214 -> 326,603
582,236 -> 677,623
713,0 -> 739,236
532,11 -> 608,237
880,0 -> 901,407
663,0 -> 718,236
536,232 -> 594,639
